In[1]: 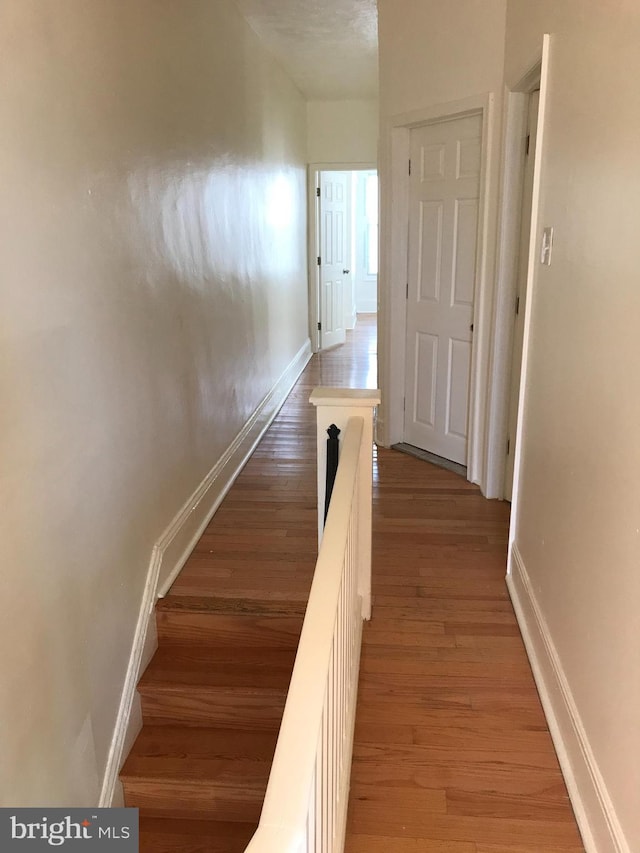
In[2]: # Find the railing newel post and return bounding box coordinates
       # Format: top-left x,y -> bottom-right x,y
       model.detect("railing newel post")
310,388 -> 381,551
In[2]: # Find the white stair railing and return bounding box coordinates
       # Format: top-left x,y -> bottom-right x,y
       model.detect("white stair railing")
244,387 -> 380,853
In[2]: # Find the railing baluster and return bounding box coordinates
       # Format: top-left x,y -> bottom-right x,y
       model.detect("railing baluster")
339,563 -> 346,777
315,727 -> 323,853
330,643 -> 336,848
324,700 -> 329,853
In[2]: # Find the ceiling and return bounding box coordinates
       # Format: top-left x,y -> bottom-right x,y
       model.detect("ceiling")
235,0 -> 378,100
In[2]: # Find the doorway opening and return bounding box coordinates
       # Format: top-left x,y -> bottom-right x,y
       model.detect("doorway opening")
309,166 -> 378,354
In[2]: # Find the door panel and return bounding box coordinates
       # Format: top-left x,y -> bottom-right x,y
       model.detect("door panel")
404,113 -> 482,465
414,332 -> 438,428
418,201 -> 443,302
319,171 -> 350,349
447,337 -> 472,438
452,199 -> 478,306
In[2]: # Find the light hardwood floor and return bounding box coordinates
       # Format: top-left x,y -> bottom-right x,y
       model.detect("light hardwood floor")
140,315 -> 585,851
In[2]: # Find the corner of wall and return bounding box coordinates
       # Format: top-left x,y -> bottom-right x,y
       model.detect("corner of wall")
507,545 -> 631,853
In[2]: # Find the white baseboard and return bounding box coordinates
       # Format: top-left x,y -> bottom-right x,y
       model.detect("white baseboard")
99,339 -> 312,807
507,545 -> 630,853
355,300 -> 377,314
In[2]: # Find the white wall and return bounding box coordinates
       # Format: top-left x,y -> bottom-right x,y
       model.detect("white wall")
376,0 -> 507,489
506,3 -> 640,850
0,0 -> 308,805
307,99 -> 378,165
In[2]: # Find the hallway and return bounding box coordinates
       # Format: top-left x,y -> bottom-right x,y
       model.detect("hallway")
164,314 -> 584,851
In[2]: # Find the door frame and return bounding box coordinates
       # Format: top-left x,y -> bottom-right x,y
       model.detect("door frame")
483,47 -> 548,500
308,162 -> 377,353
506,35 -> 552,565
378,94 -> 494,485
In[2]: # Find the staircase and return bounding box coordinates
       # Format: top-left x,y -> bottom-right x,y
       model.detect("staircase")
120,596 -> 306,852
119,331 -> 379,852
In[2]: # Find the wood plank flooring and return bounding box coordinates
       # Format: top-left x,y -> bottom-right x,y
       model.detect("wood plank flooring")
122,315 -> 584,852
168,318 -> 378,603
341,324 -> 583,852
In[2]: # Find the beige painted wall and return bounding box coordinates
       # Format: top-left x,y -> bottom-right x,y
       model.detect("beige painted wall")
0,0 -> 308,804
378,0 -> 507,117
306,99 -> 378,164
506,2 -> 640,848
376,0 -> 507,489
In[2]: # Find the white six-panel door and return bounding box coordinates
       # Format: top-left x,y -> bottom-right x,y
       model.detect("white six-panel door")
319,171 -> 350,350
403,113 -> 482,465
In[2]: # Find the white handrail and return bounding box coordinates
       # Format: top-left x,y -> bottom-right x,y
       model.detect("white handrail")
245,413 -> 370,853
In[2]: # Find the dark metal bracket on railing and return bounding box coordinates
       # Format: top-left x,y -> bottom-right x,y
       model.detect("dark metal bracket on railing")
324,423 -> 341,524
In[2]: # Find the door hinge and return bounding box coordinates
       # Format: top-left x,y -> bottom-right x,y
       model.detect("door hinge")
316,187 -> 321,197
317,256 -> 321,266
406,281 -> 409,299
408,159 -> 412,176
317,321 -> 322,331
515,295 -> 520,315
525,134 -> 530,156
507,437 -> 511,455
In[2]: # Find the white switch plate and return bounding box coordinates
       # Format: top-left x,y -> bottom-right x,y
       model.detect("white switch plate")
541,226 -> 554,265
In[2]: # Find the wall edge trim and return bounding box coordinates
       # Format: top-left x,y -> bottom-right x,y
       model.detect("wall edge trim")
507,544 -> 630,853
98,338 -> 313,807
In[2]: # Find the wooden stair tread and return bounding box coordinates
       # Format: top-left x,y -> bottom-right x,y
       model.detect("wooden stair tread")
139,644 -> 296,691
138,818 -> 256,853
144,643 -> 297,667
156,596 -> 305,649
124,724 -> 278,760
124,765 -> 270,789
122,725 -> 276,785
158,595 -> 307,618
166,585 -> 311,602
123,763 -> 270,789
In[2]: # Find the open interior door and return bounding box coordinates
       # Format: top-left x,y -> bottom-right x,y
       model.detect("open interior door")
403,113 -> 482,466
319,171 -> 350,349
